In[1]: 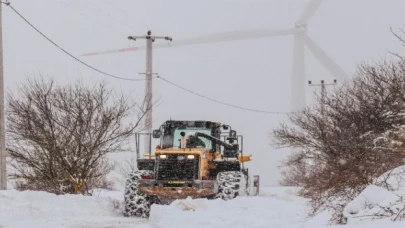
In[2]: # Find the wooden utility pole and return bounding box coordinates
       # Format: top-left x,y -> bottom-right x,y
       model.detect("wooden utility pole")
128,31 -> 172,154
0,1 -> 7,190
308,79 -> 337,115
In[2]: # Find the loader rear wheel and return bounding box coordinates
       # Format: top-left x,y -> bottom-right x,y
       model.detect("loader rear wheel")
123,170 -> 154,218
216,171 -> 248,200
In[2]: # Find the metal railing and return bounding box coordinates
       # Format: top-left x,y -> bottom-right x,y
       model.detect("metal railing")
135,133 -> 152,160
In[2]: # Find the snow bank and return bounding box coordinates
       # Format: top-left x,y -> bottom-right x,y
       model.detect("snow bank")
150,188 -> 309,228
3,185 -> 405,228
0,189 -> 127,228
344,185 -> 400,217
343,166 -> 405,225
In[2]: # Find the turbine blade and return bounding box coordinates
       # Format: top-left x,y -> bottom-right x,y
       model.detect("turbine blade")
291,34 -> 306,111
304,35 -> 348,79
296,0 -> 323,25
81,28 -> 297,57
166,29 -> 297,48
80,47 -> 143,56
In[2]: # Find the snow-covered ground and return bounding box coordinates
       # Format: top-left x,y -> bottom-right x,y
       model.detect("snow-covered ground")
150,187 -> 309,228
2,186 -> 404,228
0,187 -> 308,228
0,189 -> 148,228
2,152 -> 405,228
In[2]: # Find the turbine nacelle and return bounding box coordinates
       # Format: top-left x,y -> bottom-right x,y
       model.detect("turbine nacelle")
294,24 -> 308,33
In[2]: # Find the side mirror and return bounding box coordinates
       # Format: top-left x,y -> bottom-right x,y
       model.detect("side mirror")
152,129 -> 161,138
230,130 -> 237,138
222,125 -> 229,130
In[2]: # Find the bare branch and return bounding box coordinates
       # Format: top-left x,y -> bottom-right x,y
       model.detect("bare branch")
6,75 -> 150,194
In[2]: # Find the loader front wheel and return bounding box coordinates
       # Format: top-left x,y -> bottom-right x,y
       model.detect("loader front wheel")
216,171 -> 248,200
123,170 -> 154,218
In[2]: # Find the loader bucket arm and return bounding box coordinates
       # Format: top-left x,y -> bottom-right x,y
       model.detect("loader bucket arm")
193,132 -> 237,150
193,132 -> 239,158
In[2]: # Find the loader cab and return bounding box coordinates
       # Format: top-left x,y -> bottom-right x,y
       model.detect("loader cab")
153,120 -> 222,152
151,121 -> 222,181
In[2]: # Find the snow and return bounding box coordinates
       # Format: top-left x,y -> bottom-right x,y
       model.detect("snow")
375,165 -> 405,191
150,187 -> 309,228
344,185 -> 399,217
0,189 -> 148,228
340,165 -> 405,226
3,151 -> 405,228
2,185 -> 405,227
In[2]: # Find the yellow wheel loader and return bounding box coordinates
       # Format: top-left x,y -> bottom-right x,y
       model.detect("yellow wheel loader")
123,120 -> 259,218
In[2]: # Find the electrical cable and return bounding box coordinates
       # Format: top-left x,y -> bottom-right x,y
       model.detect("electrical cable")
57,0 -> 126,36
82,0 -> 137,33
106,0 -> 150,32
158,76 -> 289,115
3,2 -> 152,82
2,1 -> 291,114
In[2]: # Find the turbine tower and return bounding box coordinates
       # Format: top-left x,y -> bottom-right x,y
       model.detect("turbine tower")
82,0 -> 347,110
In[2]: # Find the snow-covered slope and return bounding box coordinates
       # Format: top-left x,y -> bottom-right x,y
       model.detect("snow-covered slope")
341,166 -> 405,227
0,189 -> 148,228
1,185 -> 405,228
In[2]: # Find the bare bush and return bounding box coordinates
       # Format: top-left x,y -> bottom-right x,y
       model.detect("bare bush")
272,60 -> 405,223
7,76 -> 147,194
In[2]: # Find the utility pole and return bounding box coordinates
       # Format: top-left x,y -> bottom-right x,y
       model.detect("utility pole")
308,79 -> 337,115
128,31 -> 172,154
0,1 -> 7,190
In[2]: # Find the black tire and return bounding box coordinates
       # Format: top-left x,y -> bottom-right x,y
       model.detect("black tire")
216,171 -> 248,200
123,170 -> 154,218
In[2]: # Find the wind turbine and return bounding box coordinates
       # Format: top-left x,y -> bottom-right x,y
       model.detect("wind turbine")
82,0 -> 347,110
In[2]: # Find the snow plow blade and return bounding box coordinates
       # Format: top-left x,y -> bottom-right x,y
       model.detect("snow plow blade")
138,179 -> 217,204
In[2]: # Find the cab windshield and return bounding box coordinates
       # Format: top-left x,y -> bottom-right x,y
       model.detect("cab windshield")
160,127 -> 213,150
173,128 -> 213,150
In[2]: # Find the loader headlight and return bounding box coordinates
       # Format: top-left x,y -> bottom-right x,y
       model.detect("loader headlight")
187,155 -> 195,160
159,155 -> 167,159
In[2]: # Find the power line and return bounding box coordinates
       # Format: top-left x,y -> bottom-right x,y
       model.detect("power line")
4,3 -> 151,82
82,0 -> 137,33
3,2 -> 290,115
58,0 -> 126,36
158,76 -> 288,115
106,0 -> 149,32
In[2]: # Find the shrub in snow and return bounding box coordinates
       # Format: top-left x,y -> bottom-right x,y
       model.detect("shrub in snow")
272,58 -> 405,224
6,76 -> 148,194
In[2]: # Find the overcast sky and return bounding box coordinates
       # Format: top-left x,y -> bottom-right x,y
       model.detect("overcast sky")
3,0 -> 405,186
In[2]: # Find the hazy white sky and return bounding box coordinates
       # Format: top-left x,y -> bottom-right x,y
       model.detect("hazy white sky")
3,0 -> 405,186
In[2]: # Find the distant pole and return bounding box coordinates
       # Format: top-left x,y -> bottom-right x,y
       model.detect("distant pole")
308,79 -> 337,115
128,31 -> 172,154
0,1 -> 7,190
